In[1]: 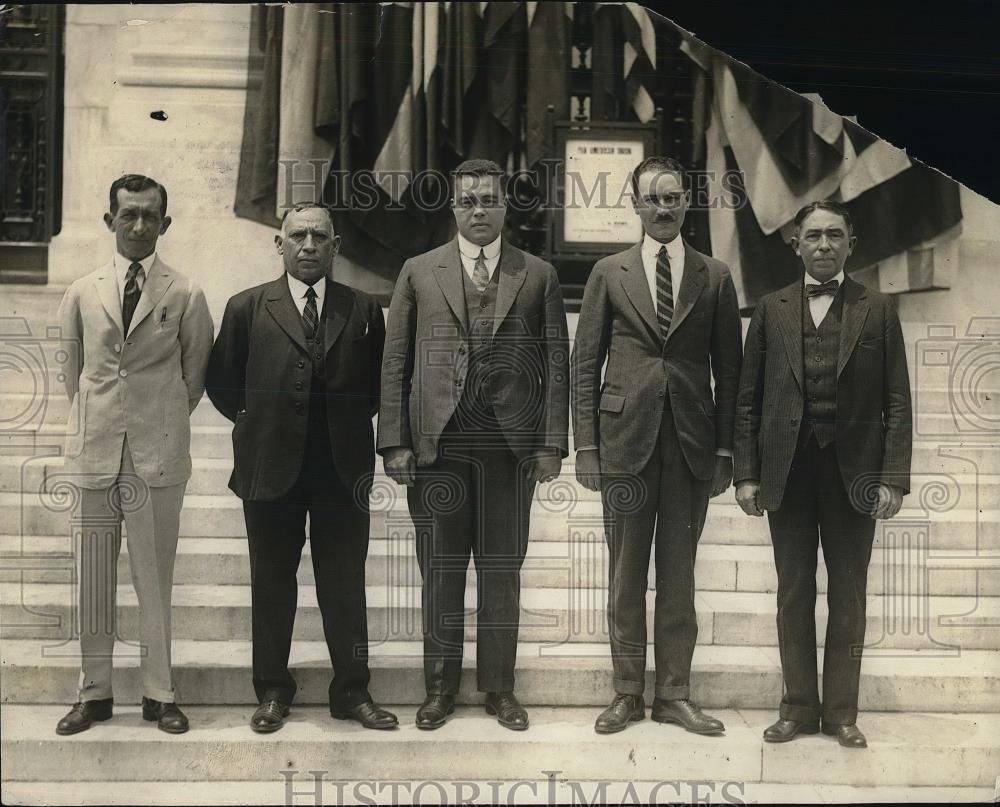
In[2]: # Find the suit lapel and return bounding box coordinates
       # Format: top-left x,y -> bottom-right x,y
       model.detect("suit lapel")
127,257 -> 174,336
665,244 -> 708,344
94,262 -> 124,336
433,240 -> 470,334
323,278 -> 351,356
775,282 -> 804,393
492,241 -> 527,336
837,276 -> 870,377
265,276 -> 309,353
619,243 -> 660,346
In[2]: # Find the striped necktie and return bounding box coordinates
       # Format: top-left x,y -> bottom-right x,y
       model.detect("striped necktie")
472,249 -> 490,293
655,246 -> 673,339
122,261 -> 144,334
302,286 -> 318,340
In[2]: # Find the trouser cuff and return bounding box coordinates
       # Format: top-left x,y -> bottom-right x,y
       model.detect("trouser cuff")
654,683 -> 690,701
822,707 -> 859,726
779,701 -> 821,722
613,677 -> 645,696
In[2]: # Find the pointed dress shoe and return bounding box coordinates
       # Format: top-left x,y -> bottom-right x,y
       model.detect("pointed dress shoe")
763,717 -> 820,743
142,697 -> 189,734
415,694 -> 455,730
651,698 -> 725,735
485,691 -> 529,731
55,699 -> 113,735
332,701 -> 398,730
594,694 -> 645,734
251,699 -> 290,733
822,722 -> 868,748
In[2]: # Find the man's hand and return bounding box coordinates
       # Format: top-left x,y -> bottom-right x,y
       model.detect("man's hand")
384,447 -> 417,487
710,456 -> 734,498
736,480 -> 763,517
872,483 -> 904,520
575,448 -> 602,492
526,454 -> 562,486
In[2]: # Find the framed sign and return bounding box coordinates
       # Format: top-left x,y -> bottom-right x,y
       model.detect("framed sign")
550,121 -> 658,256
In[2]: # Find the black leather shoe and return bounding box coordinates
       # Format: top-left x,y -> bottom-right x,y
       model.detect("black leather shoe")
485,691 -> 529,731
822,721 -> 868,748
55,699 -> 113,735
594,694 -> 645,734
763,717 -> 820,743
415,694 -> 455,730
332,701 -> 398,730
141,697 -> 189,734
250,699 -> 290,734
651,698 -> 725,735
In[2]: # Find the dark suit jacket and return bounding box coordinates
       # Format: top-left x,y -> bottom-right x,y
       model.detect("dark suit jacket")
733,276 -> 912,512
205,275 -> 385,501
571,241 -> 743,481
377,238 -> 569,466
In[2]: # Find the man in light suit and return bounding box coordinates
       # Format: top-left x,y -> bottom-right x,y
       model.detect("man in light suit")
379,159 -> 569,731
734,200 -> 912,748
55,174 -> 214,734
205,203 -> 396,733
572,156 -> 743,735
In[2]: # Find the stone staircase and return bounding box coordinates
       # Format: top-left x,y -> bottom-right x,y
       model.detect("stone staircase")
1,286 -> 998,802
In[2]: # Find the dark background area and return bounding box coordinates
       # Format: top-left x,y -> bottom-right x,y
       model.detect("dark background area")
647,0 -> 1000,203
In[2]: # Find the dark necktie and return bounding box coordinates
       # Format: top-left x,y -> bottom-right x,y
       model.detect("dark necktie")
806,278 -> 840,298
122,261 -> 144,334
655,246 -> 673,339
302,285 -> 319,340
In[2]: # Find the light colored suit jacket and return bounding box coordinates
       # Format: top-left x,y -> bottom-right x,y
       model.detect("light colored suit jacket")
58,257 -> 214,488
378,238 -> 569,466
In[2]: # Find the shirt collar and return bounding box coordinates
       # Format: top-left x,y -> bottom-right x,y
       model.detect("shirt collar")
457,232 -> 502,262
114,252 -> 156,285
804,269 -> 845,288
642,232 -> 684,264
286,271 -> 326,302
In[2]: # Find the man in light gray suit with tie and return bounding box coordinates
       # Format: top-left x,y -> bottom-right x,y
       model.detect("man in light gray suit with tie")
54,175 -> 214,735
572,156 -> 743,735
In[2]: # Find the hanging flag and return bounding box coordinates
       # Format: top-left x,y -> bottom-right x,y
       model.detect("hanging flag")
440,1 -> 483,161
525,2 -> 571,166
621,2 -> 656,122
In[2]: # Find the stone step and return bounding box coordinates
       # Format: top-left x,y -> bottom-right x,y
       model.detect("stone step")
3,582 -> 997,649
2,705 -> 996,787
1,781 -> 994,806
3,493 -> 999,551
2,535 -> 996,598
2,638 -> 995,712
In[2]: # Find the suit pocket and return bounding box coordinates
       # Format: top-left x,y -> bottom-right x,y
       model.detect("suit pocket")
598,391 -> 626,414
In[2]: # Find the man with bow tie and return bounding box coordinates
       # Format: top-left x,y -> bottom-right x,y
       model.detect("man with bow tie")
734,200 -> 912,748
55,175 -> 214,735
206,203 -> 395,733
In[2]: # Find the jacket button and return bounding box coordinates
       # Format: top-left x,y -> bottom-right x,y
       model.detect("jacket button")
119,369 -> 127,378
295,381 -> 303,391
314,354 -> 322,362
458,346 -> 466,355
297,360 -> 305,368
815,356 -> 822,362
455,379 -> 463,387
113,344 -> 121,353
657,391 -> 664,397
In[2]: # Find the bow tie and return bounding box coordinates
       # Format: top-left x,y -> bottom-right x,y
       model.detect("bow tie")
806,279 -> 840,298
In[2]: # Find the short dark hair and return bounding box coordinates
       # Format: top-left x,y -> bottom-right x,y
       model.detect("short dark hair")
452,158 -> 506,195
109,174 -> 168,217
280,202 -> 336,231
630,156 -> 685,197
793,199 -> 854,236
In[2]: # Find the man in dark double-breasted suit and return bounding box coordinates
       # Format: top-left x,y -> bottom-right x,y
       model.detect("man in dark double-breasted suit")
572,157 -> 743,736
734,200 -> 912,749
378,159 -> 569,731
206,203 -> 396,733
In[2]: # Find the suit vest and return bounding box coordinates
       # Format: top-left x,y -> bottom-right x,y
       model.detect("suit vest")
454,264 -> 500,429
801,288 -> 843,449
303,297 -> 333,465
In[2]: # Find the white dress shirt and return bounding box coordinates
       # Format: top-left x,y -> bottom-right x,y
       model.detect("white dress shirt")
113,252 -> 156,303
286,272 -> 327,317
640,232 -> 685,315
457,232 -> 502,281
804,269 -> 845,327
